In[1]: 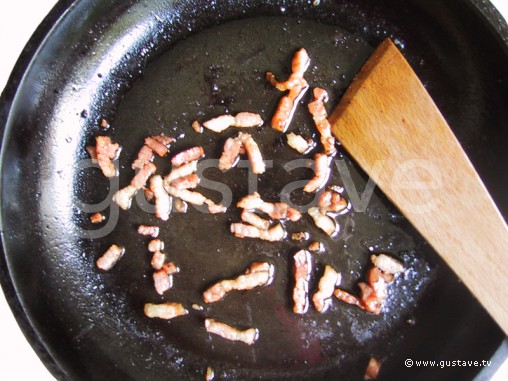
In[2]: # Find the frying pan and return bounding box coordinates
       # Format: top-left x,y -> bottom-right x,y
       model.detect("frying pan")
1,0 -> 507,380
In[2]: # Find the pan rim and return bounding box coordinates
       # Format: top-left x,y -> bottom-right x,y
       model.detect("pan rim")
0,0 -> 507,380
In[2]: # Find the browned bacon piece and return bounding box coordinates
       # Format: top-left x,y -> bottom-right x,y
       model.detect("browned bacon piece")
333,256 -> 404,314
234,112 -> 264,128
153,262 -> 179,295
312,265 -> 341,312
237,192 -> 301,221
203,262 -> 274,303
308,207 -> 337,236
364,357 -> 382,380
230,223 -> 285,242
112,185 -> 137,210
89,212 -> 105,224
204,318 -> 259,345
266,48 -> 310,132
169,173 -> 200,190
164,160 -> 198,185
131,162 -> 157,189
144,302 -> 188,320
137,224 -> 159,238
319,188 -> 348,214
218,136 -> 243,171
308,241 -> 323,253
148,239 -> 164,253
96,244 -> 124,271
291,232 -> 310,241
132,145 -> 154,170
164,186 -> 226,214
145,134 -> 173,157
371,254 -> 405,275
171,146 -> 204,167
95,136 -> 121,177
192,120 -> 203,133
241,210 -> 270,230
286,132 -> 314,154
150,175 -> 172,221
100,118 -> 110,130
308,87 -> 337,156
113,162 -> 158,210
151,251 -> 166,270
333,288 -> 362,307
238,132 -> 265,174
304,153 -> 331,193
293,249 -> 312,314
202,112 -> 263,133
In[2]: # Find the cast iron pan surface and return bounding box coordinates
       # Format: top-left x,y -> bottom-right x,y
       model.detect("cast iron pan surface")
1,0 -> 507,380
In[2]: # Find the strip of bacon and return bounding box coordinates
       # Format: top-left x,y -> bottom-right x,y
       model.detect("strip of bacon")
96,244 -> 124,271
169,173 -> 200,190
112,185 -> 137,210
202,112 -> 263,133
148,239 -> 164,253
89,212 -> 105,224
364,357 -> 382,380
153,262 -> 179,295
370,254 -> 405,275
234,112 -> 264,128
95,136 -> 121,177
238,132 -> 265,174
240,210 -> 270,230
164,160 -> 198,185
291,232 -> 310,241
293,249 -> 312,314
308,207 -> 337,236
286,132 -> 314,154
333,262 -> 402,315
333,288 -> 362,307
144,302 -> 188,320
113,162 -> 157,210
164,186 -> 226,214
203,262 -> 274,303
204,318 -> 259,345
151,251 -> 165,270
192,120 -> 203,133
218,136 -> 243,171
100,118 -> 110,130
131,162 -> 157,189
312,265 -> 341,312
145,134 -> 173,157
132,145 -> 154,170
308,87 -> 337,156
171,146 -> 205,167
137,225 -> 159,238
237,192 -> 301,221
308,241 -> 323,253
319,188 -> 348,214
150,175 -> 172,221
304,153 -> 331,193
230,223 -> 286,242
266,48 -> 310,132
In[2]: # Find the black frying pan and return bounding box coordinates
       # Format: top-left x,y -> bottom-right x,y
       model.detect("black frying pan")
1,0 -> 507,380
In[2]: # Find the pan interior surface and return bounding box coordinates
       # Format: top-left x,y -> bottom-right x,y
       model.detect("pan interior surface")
0,1 -> 506,380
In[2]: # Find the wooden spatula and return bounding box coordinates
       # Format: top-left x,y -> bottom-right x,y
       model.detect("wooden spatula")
330,38 -> 508,334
